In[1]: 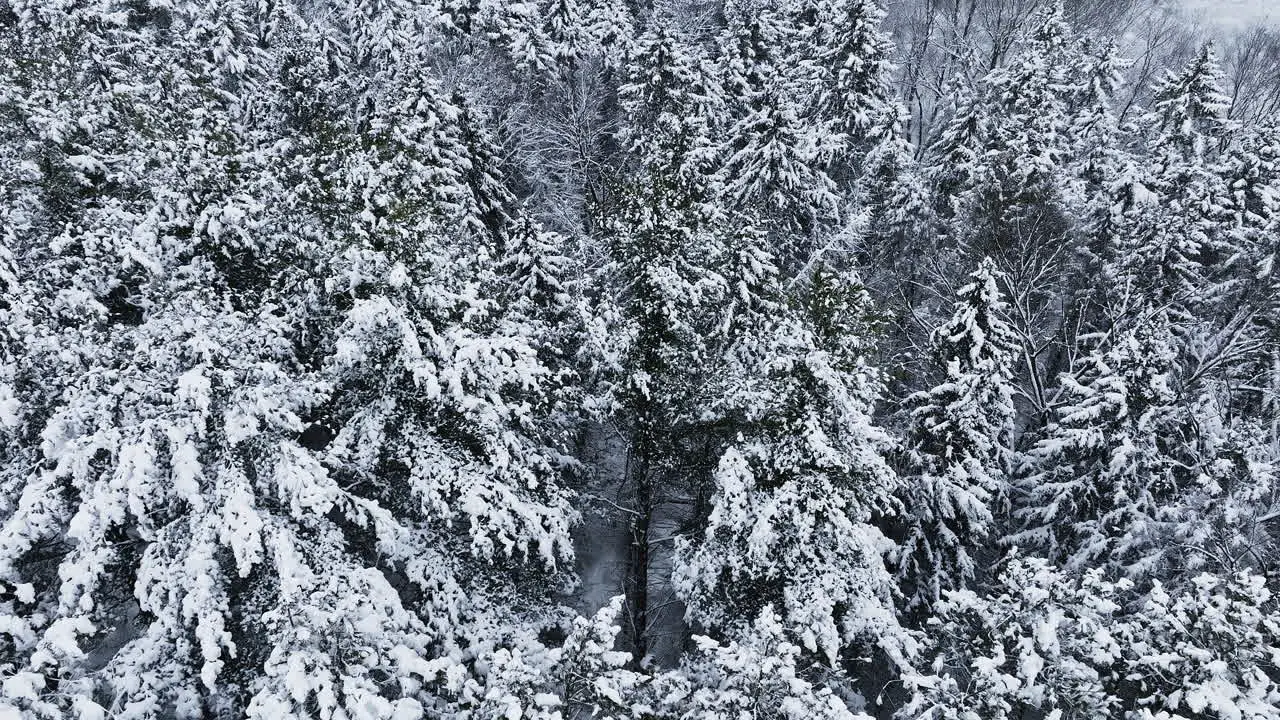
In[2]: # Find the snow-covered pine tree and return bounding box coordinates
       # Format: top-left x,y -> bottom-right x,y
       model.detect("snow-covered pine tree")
716,10 -> 842,252
795,0 -> 895,180
494,215 -> 588,433
898,557 -> 1122,720
857,103 -> 931,264
902,557 -> 1280,720
1065,39 -> 1130,198
0,4 -> 581,718
1012,309 -> 1199,578
648,606 -> 870,720
543,0 -> 589,68
852,103 -> 935,392
0,230 -> 23,439
711,224 -> 786,358
894,258 -> 1018,616
452,91 -> 520,246
1219,124 -> 1280,274
1173,123 -> 1280,456
1061,38 -> 1138,336
674,246 -> 908,673
1163,125 -> 1280,577
1219,124 -> 1280,442
536,0 -> 635,71
474,1 -> 557,73
1114,571 -> 1280,720
930,2 -> 1076,261
0,0 -> 61,538
5,0 -> 1280,714
598,170 -> 726,660
1124,43 -> 1235,316
716,93 -> 843,245
480,596 -> 878,719
1147,43 -> 1232,167
581,0 -> 635,70
1167,414 -> 1280,577
617,19 -> 724,207
1,3 -> 320,715
265,13 -> 583,714
925,3 -> 1086,423
719,0 -> 790,105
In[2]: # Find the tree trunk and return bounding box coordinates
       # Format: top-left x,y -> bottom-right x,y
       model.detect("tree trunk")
623,435 -> 653,663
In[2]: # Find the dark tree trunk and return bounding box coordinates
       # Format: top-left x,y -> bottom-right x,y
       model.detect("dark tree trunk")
623,428 -> 654,663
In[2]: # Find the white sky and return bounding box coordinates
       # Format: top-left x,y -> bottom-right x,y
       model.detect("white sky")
1182,0 -> 1278,30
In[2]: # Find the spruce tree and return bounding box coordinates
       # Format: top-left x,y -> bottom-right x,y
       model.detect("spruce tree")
599,174 -> 726,661
716,11 -> 842,251
894,259 -> 1018,616
902,558 -> 1280,720
544,0 -> 588,67
0,5 -> 579,717
618,20 -> 724,204
931,3 -> 1076,262
795,0 -> 896,177
1124,44 -> 1235,315
1013,310 -> 1198,578
674,248 -> 908,670
1063,38 -> 1138,336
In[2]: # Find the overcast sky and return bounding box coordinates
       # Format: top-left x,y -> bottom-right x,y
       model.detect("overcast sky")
1183,0 -> 1277,30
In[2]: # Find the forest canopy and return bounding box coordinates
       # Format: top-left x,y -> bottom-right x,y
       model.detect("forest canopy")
0,0 -> 1278,718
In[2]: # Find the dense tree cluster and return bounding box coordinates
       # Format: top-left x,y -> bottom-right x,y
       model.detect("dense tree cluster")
0,0 -> 1277,718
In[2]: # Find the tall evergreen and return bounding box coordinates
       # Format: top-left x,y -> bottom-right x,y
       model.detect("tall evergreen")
716,10 -> 842,252
674,246 -> 908,670
1012,310 -> 1197,578
618,20 -> 724,204
794,0 -> 896,180
931,3 -> 1076,261
1124,44 -> 1235,315
0,5 -> 578,717
599,174 -> 726,660
894,259 -> 1018,616
1063,38 -> 1137,335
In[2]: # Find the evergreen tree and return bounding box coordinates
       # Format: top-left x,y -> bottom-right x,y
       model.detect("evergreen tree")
902,557 -> 1280,720
1170,416 -> 1280,578
1065,39 -> 1130,195
1221,124 -> 1280,432
851,104 -> 935,382
925,4 -> 1086,419
453,91 -> 520,246
3,0 -> 1280,714
544,0 -> 589,67
1062,38 -> 1138,335
857,103 -> 932,262
719,3 -> 790,106
894,259 -> 1018,616
495,215 -> 589,434
674,247 -> 908,670
480,597 -> 875,719
650,606 -> 867,720
0,5 -> 579,718
931,3 -> 1076,262
1123,44 -> 1235,314
581,0 -> 635,70
599,175 -> 726,660
1012,310 -> 1198,578
717,97 -> 842,243
1147,43 -> 1232,165
716,10 -> 842,250
798,0 -> 896,159
617,20 -> 724,204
